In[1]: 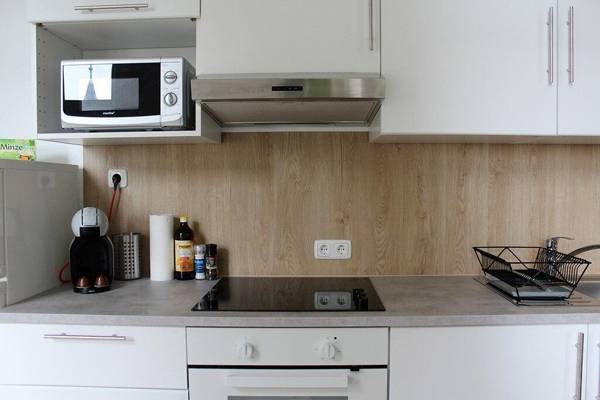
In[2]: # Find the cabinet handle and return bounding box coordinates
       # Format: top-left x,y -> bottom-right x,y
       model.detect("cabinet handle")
74,3 -> 149,12
567,6 -> 575,85
546,7 -> 555,86
574,332 -> 584,400
43,333 -> 127,341
369,0 -> 374,51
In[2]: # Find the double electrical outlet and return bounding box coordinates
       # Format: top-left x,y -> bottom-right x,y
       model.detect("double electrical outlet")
314,240 -> 352,260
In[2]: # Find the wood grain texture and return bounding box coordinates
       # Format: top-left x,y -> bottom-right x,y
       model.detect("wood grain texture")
83,133 -> 600,276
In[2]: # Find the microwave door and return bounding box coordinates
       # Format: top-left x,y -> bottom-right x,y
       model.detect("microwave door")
62,62 -> 161,130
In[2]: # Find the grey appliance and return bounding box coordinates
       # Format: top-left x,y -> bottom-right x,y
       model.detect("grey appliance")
191,73 -> 385,127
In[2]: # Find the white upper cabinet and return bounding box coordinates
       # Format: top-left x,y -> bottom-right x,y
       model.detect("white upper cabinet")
27,0 -> 200,23
391,325 -> 587,400
558,0 -> 600,135
196,0 -> 381,74
376,0 -> 558,140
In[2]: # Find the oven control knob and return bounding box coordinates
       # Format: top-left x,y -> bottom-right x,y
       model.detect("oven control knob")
164,70 -> 177,84
236,341 -> 255,360
319,342 -> 337,361
164,92 -> 178,106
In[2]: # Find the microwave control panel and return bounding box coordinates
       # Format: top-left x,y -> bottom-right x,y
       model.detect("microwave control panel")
160,59 -> 184,127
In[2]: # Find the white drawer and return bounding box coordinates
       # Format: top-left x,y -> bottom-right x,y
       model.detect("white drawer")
0,324 -> 187,389
0,385 -> 188,400
187,327 -> 389,366
27,0 -> 200,23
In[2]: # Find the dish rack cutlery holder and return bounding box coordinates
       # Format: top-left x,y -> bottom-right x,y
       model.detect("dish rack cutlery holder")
474,246 -> 590,301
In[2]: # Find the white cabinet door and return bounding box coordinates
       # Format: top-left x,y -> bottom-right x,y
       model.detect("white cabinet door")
0,324 -> 187,390
390,325 -> 587,400
0,386 -> 188,400
196,0 -> 380,74
558,0 -> 600,135
4,166 -> 79,305
378,0 -> 558,138
586,325 -> 600,400
27,0 -> 200,23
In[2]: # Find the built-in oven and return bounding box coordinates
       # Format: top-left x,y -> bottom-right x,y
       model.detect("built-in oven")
189,368 -> 387,400
187,328 -> 389,400
61,57 -> 194,131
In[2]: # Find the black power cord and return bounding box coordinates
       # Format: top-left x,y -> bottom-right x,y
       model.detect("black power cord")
112,173 -> 122,190
108,173 -> 122,221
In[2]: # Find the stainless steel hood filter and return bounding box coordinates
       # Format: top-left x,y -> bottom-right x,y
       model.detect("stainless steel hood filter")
191,74 -> 385,127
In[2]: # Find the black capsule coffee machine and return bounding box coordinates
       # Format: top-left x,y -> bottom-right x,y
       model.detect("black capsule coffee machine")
69,207 -> 114,294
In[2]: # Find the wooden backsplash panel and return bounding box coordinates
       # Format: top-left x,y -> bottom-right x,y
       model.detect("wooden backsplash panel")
83,133 -> 600,276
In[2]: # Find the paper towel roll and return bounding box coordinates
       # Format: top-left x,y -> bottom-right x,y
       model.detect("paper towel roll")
149,214 -> 175,281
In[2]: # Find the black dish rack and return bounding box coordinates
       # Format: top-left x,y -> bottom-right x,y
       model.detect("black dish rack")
474,246 -> 591,304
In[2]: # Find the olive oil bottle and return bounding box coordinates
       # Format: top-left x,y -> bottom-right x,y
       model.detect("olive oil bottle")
174,216 -> 194,280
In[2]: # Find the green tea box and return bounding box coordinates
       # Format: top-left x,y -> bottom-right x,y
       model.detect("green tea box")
0,139 -> 35,161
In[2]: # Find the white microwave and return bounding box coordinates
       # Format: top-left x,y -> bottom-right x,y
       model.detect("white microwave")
61,57 -> 195,131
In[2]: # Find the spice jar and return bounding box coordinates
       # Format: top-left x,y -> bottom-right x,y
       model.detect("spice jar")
205,244 -> 219,280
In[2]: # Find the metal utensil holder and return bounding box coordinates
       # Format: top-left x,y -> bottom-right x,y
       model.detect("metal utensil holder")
112,233 -> 142,280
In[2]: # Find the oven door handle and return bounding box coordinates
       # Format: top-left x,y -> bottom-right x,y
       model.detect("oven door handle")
226,373 -> 349,389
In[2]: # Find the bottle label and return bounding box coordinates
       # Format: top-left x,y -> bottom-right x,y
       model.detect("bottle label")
175,240 -> 194,272
194,257 -> 205,279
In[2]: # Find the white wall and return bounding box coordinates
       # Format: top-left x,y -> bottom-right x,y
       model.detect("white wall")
0,2 -> 82,167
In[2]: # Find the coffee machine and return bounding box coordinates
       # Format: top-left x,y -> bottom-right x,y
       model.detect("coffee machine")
69,207 -> 114,294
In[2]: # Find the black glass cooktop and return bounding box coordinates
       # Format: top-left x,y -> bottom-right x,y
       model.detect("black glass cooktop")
192,277 -> 385,312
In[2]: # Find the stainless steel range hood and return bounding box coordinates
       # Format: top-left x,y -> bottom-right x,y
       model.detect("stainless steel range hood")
191,74 -> 385,127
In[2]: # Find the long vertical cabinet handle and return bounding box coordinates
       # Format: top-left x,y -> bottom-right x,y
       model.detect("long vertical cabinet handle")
368,0 -> 374,51
547,7 -> 555,85
574,332 -> 585,400
567,6 -> 575,85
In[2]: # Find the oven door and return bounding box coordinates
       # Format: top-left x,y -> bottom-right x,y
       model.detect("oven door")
188,368 -> 387,400
61,61 -> 161,129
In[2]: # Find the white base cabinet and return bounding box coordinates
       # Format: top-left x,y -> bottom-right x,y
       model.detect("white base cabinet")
390,325 -> 587,400
0,386 -> 188,400
586,325 -> 600,400
0,324 -> 187,390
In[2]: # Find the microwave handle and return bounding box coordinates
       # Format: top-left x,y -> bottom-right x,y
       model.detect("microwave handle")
226,373 -> 348,389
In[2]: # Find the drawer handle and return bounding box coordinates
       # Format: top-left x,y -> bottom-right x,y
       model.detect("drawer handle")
74,3 -> 149,12
43,333 -> 127,341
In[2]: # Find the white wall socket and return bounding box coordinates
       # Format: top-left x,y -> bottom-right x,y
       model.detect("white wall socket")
108,168 -> 128,188
314,240 -> 351,260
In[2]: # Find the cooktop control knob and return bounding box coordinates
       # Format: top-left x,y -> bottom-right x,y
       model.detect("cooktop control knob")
164,92 -> 178,106
236,341 -> 255,360
319,341 -> 337,361
164,70 -> 177,84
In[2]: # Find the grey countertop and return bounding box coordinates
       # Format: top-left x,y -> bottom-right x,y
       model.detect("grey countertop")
2,276 -> 600,327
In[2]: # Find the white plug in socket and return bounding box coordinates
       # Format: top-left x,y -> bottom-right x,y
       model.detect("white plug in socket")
314,240 -> 351,260
108,168 -> 128,188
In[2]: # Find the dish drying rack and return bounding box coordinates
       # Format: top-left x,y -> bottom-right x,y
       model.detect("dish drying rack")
474,246 -> 591,305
